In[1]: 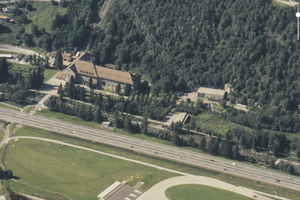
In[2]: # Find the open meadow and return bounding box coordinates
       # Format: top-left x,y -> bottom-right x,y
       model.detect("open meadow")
5,139 -> 177,200
165,184 -> 252,200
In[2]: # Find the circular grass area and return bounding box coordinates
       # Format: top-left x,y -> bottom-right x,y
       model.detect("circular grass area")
165,184 -> 253,200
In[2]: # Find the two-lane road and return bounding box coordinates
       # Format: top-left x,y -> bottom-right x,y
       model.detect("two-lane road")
0,107 -> 299,193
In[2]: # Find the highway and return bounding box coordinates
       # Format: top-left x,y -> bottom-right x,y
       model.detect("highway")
0,107 -> 299,193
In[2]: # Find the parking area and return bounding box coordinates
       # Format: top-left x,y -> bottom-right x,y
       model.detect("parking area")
106,184 -> 144,200
38,71 -> 65,95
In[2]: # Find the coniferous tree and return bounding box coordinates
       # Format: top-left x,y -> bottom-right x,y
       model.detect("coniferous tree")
199,137 -> 206,151
79,87 -> 85,101
54,50 -> 63,70
115,83 -> 121,94
233,143 -> 240,160
94,107 -> 103,123
0,58 -> 9,83
67,76 -> 75,98
124,116 -> 132,133
57,83 -> 62,95
141,116 -> 148,135
88,77 -> 93,89
124,84 -> 132,96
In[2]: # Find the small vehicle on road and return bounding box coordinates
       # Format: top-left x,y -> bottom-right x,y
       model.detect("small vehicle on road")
276,179 -> 280,182
56,128 -> 60,131
130,146 -> 134,148
253,195 -> 257,198
290,177 -> 293,180
210,159 -> 214,162
72,131 -> 76,134
223,168 -> 227,171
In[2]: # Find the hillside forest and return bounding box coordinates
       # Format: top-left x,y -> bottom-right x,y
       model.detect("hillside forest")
6,0 -> 300,133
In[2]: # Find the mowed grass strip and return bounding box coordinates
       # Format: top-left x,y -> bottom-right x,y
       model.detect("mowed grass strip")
13,126 -> 300,200
36,108 -> 100,129
166,184 -> 252,200
0,103 -> 20,111
5,139 -> 177,200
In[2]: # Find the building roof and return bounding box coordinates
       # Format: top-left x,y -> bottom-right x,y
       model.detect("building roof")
22,55 -> 30,61
49,51 -> 57,58
71,60 -> 98,78
197,87 -> 225,96
6,5 -> 16,9
15,53 -> 24,60
56,71 -> 64,79
95,65 -> 134,85
104,63 -> 115,70
97,181 -> 122,199
62,53 -> 72,61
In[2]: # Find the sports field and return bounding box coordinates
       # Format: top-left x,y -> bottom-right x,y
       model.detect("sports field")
166,184 -> 252,200
5,139 -> 176,200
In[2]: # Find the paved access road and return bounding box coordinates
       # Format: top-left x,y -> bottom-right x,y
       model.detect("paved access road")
0,107 -> 299,193
137,176 -> 274,200
0,45 -> 44,58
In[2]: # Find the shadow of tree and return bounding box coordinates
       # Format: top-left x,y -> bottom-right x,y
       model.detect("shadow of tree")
0,25 -> 12,34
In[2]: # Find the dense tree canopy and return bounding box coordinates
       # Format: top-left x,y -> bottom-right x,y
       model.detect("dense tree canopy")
87,0 -> 300,111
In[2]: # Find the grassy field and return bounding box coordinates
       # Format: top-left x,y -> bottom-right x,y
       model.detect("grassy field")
166,184 -> 252,200
190,112 -> 252,134
2,100 -> 26,108
36,108 -> 101,129
25,2 -> 67,34
44,68 -> 58,82
0,2 -> 67,47
12,126 -> 300,200
5,139 -> 176,200
8,63 -> 58,83
22,106 -> 35,114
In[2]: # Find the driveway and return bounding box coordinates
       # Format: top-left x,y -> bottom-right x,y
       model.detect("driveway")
0,44 -> 44,58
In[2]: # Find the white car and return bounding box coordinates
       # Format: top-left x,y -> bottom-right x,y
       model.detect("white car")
72,131 -> 76,134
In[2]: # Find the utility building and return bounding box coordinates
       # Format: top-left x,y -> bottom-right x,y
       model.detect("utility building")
197,87 -> 225,101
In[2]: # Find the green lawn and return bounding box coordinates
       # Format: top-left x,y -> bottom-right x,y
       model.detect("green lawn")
25,2 -> 67,34
2,100 -> 26,108
0,102 -> 20,111
9,63 -> 58,83
166,184 -> 252,200
44,68 -> 58,82
8,63 -> 35,77
36,108 -> 100,129
22,106 -> 35,114
5,139 -> 176,200
13,126 -> 300,200
0,2 -> 66,52
191,112 -> 252,134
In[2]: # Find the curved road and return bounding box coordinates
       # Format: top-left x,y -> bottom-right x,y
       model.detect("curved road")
5,136 -> 289,200
0,45 -> 44,58
0,107 -> 299,193
137,176 -> 274,200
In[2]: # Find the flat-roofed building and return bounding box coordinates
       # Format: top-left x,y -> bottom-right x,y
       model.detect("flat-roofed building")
197,87 -> 225,101
3,5 -> 16,14
0,15 -> 8,22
